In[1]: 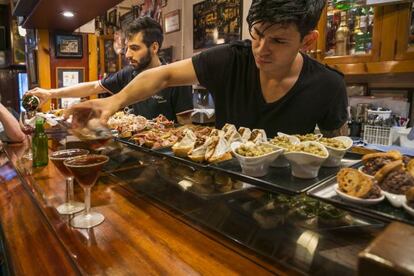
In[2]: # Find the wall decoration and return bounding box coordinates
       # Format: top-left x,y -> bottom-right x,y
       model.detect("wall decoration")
120,11 -> 135,31
56,67 -> 84,108
108,9 -> 117,26
164,10 -> 180,34
26,49 -> 38,87
104,38 -> 118,73
10,18 -> 25,64
54,34 -> 83,58
140,0 -> 163,24
193,0 -> 242,50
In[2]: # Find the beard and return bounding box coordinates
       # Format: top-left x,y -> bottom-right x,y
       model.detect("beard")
129,49 -> 152,72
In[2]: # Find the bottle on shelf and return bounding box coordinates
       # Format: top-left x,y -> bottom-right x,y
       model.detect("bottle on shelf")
335,11 -> 350,56
354,16 -> 366,55
335,0 -> 353,11
32,117 -> 48,167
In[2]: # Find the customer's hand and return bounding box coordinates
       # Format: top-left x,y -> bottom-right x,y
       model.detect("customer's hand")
25,87 -> 53,107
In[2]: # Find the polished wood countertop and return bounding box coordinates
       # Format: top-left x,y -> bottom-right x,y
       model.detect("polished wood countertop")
0,143 -> 290,275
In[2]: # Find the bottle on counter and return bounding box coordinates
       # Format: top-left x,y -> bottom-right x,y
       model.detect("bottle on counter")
22,95 -> 40,112
335,11 -> 350,56
32,117 -> 48,167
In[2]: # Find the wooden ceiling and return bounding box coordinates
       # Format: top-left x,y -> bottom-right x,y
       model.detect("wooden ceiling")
19,0 -> 123,32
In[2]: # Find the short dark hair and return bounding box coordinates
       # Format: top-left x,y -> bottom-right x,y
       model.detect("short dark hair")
125,16 -> 163,51
246,0 -> 325,39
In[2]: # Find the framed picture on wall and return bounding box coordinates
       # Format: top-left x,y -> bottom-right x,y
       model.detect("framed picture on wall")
164,10 -> 180,34
108,9 -> 117,26
26,49 -> 38,87
120,11 -> 135,31
54,34 -> 83,58
56,67 -> 84,108
193,0 -> 242,50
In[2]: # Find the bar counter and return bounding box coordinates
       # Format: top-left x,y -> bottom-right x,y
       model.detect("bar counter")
0,140 -> 398,275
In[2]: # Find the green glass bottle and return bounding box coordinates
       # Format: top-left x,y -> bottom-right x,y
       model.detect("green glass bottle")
32,117 -> 48,167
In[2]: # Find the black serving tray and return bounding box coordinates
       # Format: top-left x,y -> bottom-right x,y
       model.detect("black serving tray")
307,177 -> 414,225
208,152 -> 363,195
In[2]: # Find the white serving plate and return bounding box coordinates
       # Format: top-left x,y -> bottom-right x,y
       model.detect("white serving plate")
334,184 -> 385,205
382,190 -> 405,208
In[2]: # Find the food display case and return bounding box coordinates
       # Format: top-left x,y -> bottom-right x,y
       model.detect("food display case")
3,126 -> 414,274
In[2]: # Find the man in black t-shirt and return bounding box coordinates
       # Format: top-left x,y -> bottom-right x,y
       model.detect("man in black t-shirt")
26,17 -> 193,123
70,0 -> 348,137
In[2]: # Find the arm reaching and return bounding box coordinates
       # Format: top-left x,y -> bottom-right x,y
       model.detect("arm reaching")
68,58 -> 198,124
0,104 -> 25,143
25,81 -> 105,108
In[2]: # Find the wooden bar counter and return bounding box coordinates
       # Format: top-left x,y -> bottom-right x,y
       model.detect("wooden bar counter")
0,141 -> 401,275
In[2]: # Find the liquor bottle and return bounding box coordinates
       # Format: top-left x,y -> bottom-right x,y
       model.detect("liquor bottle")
32,117 -> 48,167
335,12 -> 350,56
354,16 -> 366,55
22,95 -> 40,112
366,7 -> 374,52
335,0 -> 353,11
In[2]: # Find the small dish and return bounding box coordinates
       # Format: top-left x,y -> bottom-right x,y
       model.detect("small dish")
284,141 -> 329,179
269,134 -> 300,167
402,201 -> 414,216
382,190 -> 405,208
321,136 -> 353,167
334,184 -> 385,205
358,166 -> 375,178
231,141 -> 283,177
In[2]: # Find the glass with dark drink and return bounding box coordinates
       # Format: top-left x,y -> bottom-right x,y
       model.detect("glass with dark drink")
64,154 -> 109,228
50,149 -> 89,214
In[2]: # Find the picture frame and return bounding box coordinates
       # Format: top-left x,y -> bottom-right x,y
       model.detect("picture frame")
108,9 -> 117,26
164,10 -> 180,34
193,0 -> 242,50
54,34 -> 83,58
120,11 -> 135,31
56,67 -> 85,108
26,49 -> 38,87
56,67 -> 85,88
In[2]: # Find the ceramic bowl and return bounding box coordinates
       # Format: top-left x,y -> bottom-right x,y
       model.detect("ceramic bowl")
284,141 -> 329,179
334,184 -> 385,205
321,136 -> 353,167
269,134 -> 300,167
231,142 -> 283,177
357,166 -> 375,178
402,201 -> 414,216
382,190 -> 405,208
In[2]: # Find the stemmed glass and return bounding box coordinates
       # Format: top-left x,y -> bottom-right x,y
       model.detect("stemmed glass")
64,154 -> 109,228
19,111 -> 35,159
50,149 -> 89,215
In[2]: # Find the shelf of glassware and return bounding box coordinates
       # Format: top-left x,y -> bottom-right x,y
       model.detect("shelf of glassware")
315,1 -> 380,65
395,2 -> 414,61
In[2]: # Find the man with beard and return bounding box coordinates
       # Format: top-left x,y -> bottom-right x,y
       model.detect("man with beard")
68,0 -> 348,137
25,17 -> 193,123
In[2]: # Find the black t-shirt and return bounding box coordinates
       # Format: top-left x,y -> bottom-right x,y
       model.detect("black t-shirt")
99,65 -> 193,122
192,40 -> 348,137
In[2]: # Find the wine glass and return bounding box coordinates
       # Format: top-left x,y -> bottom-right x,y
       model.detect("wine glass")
50,149 -> 89,215
64,154 -> 109,228
19,111 -> 35,159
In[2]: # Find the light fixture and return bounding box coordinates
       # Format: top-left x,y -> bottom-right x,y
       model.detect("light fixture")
62,11 -> 75,18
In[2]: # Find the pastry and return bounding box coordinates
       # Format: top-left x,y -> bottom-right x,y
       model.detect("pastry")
337,168 -> 381,199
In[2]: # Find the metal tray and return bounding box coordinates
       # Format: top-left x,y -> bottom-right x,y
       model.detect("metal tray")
307,177 -> 414,225
208,152 -> 363,195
